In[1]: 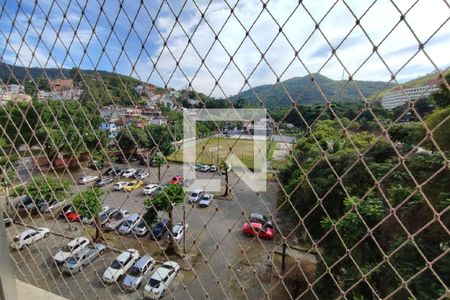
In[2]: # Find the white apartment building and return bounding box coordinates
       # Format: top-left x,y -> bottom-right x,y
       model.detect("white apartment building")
381,84 -> 440,109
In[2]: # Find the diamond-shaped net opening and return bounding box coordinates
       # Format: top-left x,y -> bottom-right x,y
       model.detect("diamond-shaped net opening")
0,0 -> 449,299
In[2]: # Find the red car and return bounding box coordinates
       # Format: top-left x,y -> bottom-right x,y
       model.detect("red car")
169,175 -> 184,185
66,211 -> 80,222
242,222 -> 275,239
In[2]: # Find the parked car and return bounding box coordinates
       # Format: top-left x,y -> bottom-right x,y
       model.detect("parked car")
143,184 -> 162,196
144,261 -> 180,299
53,237 -> 90,265
103,167 -> 117,176
78,175 -> 98,185
151,219 -> 169,240
109,168 -> 122,177
192,163 -> 202,170
198,193 -> 213,207
122,169 -> 137,178
209,165 -> 217,172
62,243 -> 106,275
105,210 -> 130,231
94,178 -> 114,187
81,205 -> 109,224
118,213 -> 141,235
102,249 -> 139,284
16,195 -> 36,212
168,175 -> 184,185
188,189 -> 203,204
66,211 -> 81,222
58,205 -> 74,219
39,199 -> 66,213
134,171 -> 149,180
172,223 -> 188,243
122,255 -> 155,291
123,180 -> 144,192
249,213 -> 273,228
99,207 -> 119,225
242,222 -> 275,239
199,164 -> 210,172
113,181 -> 130,191
3,214 -> 12,227
132,219 -> 149,236
11,227 -> 50,250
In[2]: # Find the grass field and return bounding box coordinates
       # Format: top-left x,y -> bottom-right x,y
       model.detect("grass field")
168,137 -> 275,170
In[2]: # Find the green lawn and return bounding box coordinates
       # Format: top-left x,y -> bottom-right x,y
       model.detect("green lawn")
167,137 -> 275,170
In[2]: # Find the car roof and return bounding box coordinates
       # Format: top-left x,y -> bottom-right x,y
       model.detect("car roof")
67,237 -> 88,247
248,222 -> 263,228
150,266 -> 171,281
20,229 -> 37,236
250,213 -> 265,219
126,213 -> 140,221
134,255 -> 153,268
172,224 -> 183,231
116,251 -> 132,262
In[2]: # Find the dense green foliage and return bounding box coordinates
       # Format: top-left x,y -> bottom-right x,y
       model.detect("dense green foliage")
0,100 -> 108,161
279,116 -> 449,299
72,188 -> 104,241
14,176 -> 71,201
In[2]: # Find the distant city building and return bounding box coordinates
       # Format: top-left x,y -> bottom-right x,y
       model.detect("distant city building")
382,84 -> 440,109
0,92 -> 31,105
6,84 -> 25,94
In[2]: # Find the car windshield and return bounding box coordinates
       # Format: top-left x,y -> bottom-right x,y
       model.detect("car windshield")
66,256 -> 79,264
110,260 -> 122,269
61,244 -> 74,252
127,266 -> 142,277
201,196 -> 209,200
136,221 -> 145,229
161,265 -> 173,271
191,193 -> 198,197
22,197 -> 32,204
148,278 -> 161,288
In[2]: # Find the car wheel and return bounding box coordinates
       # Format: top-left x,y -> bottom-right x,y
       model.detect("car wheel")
137,282 -> 142,289
44,232 -> 49,238
100,249 -> 105,255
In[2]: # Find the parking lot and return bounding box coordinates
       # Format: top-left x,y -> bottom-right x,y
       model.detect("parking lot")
5,161 -> 280,299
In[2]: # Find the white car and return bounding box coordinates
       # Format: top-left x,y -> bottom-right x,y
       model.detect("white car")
198,193 -> 213,207
144,261 -> 180,299
102,249 -> 139,283
122,169 -> 137,178
81,205 -> 109,224
53,237 -> 90,264
11,227 -> 50,250
105,210 -> 130,231
209,165 -> 217,172
188,189 -> 203,203
113,181 -> 129,191
78,175 -> 98,185
199,165 -> 210,172
118,213 -> 141,235
137,172 -> 149,180
39,199 -> 66,213
172,223 -> 188,243
143,184 -> 162,196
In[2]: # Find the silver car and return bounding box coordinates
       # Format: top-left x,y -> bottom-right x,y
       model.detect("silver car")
132,219 -> 149,236
62,243 -> 106,275
118,213 -> 141,235
105,210 -> 130,231
122,255 -> 155,291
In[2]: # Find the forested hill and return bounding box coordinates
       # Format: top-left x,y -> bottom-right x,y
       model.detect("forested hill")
0,61 -> 123,81
230,73 -> 393,107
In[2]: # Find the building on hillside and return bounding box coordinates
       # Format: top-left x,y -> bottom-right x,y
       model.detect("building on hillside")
49,79 -> 74,91
0,92 -> 31,105
381,84 -> 441,109
6,84 -> 25,94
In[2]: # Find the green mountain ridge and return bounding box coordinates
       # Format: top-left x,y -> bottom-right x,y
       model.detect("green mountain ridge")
230,73 -> 394,107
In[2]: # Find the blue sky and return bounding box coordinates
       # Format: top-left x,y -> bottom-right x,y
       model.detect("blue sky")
0,0 -> 449,97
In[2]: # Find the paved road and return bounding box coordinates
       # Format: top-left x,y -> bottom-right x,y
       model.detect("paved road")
5,161 -> 281,299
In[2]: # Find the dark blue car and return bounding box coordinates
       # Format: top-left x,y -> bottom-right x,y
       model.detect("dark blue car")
151,219 -> 169,240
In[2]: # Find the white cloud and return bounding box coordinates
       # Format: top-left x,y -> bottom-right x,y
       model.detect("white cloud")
147,0 -> 450,97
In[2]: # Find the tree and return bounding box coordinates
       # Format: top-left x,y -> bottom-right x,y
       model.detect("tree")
13,176 -> 71,202
431,72 -> 450,108
153,153 -> 165,184
144,184 -> 184,254
425,106 -> 450,151
72,188 -> 104,242
220,162 -> 229,197
117,125 -> 148,154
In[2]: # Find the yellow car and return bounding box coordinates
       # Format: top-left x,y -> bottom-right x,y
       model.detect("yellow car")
122,180 -> 144,192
